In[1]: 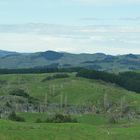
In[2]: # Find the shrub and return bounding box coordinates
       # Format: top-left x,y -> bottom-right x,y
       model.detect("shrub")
9,89 -> 29,98
42,74 -> 69,82
35,118 -> 42,123
108,114 -> 119,124
5,102 -> 12,108
9,89 -> 38,104
45,114 -> 78,123
53,74 -> 69,79
42,76 -> 53,82
8,112 -> 25,122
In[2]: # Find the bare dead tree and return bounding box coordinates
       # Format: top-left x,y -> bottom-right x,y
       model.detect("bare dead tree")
103,94 -> 109,111
60,93 -> 63,110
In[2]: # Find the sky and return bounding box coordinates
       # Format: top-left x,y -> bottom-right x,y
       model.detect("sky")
0,0 -> 140,54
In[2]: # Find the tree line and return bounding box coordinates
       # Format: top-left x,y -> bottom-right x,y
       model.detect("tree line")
0,67 -> 82,74
76,69 -> 140,93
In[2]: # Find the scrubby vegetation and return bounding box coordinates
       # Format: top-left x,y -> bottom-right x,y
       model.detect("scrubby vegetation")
9,89 -> 38,104
8,111 -> 25,122
42,73 -> 69,82
45,114 -> 77,123
35,114 -> 77,123
9,89 -> 30,98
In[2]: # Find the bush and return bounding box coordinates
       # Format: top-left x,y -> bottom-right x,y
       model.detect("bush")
42,76 -> 53,82
42,74 -> 69,82
9,89 -> 38,104
53,74 -> 69,79
9,89 -> 29,98
35,118 -> 42,123
8,112 -> 25,122
45,114 -> 78,123
5,102 -> 12,108
108,114 -> 119,124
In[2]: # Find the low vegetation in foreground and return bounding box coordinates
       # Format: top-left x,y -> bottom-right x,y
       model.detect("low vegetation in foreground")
0,70 -> 140,140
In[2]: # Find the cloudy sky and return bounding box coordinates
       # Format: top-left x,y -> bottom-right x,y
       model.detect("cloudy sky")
0,0 -> 140,54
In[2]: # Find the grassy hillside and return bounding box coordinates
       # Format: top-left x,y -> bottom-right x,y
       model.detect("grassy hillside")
0,73 -> 140,106
0,73 -> 140,140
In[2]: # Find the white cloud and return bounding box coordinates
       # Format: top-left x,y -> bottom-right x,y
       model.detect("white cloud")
0,24 -> 140,54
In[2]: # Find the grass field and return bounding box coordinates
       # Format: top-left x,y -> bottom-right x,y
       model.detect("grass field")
0,117 -> 140,140
0,73 -> 140,140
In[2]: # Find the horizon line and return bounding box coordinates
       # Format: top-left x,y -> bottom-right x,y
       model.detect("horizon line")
0,49 -> 139,56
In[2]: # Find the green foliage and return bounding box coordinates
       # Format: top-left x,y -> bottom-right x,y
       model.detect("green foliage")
34,114 -> 78,123
9,89 -> 38,104
53,73 -> 69,79
108,115 -> 119,124
0,119 -> 140,140
9,89 -> 29,98
0,67 -> 82,74
108,112 -> 120,124
42,73 -> 69,82
5,102 -> 12,108
77,69 -> 140,93
35,118 -> 42,123
8,112 -> 25,122
45,114 -> 78,123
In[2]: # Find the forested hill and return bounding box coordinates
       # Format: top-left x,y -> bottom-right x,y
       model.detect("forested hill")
0,50 -> 140,72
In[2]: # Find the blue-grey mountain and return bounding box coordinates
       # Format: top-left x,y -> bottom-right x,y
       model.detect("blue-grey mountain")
0,50 -> 139,72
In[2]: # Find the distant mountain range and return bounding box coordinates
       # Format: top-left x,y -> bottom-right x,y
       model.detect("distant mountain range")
0,50 -> 140,72
0,50 -> 18,57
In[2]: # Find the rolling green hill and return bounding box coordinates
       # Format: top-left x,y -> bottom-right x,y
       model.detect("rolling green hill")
0,73 -> 140,106
0,73 -> 140,140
